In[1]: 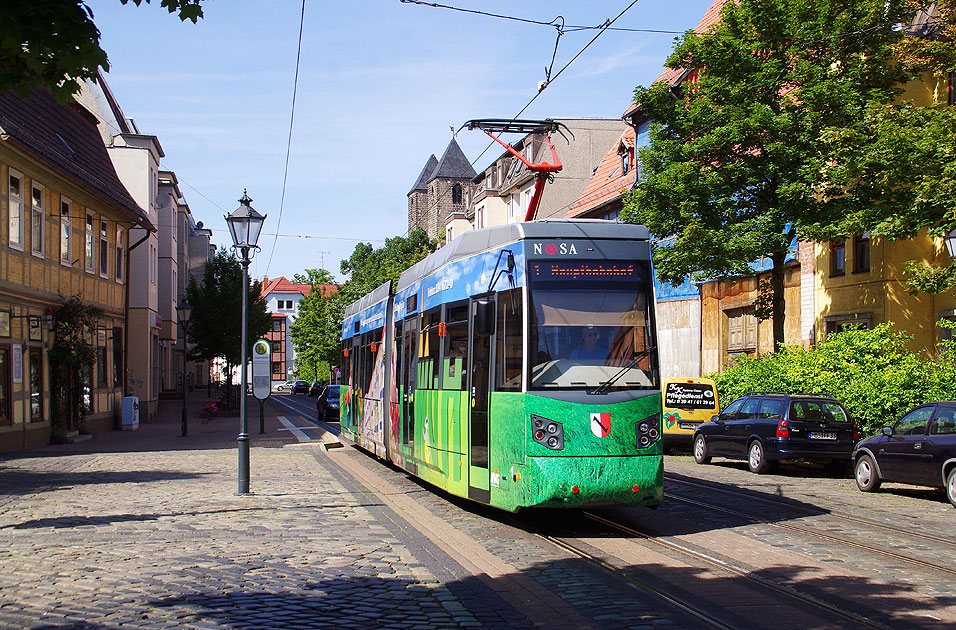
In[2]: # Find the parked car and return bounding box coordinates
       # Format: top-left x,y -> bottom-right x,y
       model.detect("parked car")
852,402 -> 956,507
309,381 -> 326,397
290,380 -> 310,395
275,380 -> 297,392
693,391 -> 857,475
316,385 -> 341,421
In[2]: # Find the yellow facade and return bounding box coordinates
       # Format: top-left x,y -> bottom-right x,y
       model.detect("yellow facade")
816,231 -> 956,356
0,144 -> 131,451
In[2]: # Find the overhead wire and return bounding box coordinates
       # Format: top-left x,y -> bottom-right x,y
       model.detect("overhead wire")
263,0 -> 307,277
403,0 -> 642,238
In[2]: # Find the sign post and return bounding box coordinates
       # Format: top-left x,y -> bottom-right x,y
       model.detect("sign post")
252,340 -> 271,434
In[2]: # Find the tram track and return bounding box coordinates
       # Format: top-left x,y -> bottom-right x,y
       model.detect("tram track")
665,475 -> 956,549
520,510 -> 894,630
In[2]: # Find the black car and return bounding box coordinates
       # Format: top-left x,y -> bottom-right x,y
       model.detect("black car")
852,402 -> 956,507
308,381 -> 325,397
693,392 -> 857,475
290,380 -> 309,395
316,385 -> 341,421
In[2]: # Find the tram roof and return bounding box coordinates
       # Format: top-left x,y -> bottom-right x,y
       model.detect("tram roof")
396,219 -> 650,292
343,280 -> 391,319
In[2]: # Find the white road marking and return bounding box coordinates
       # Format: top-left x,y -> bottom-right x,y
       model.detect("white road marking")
277,416 -> 311,442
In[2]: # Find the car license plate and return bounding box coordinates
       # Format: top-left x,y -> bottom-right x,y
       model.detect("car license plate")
678,422 -> 700,430
809,431 -> 837,440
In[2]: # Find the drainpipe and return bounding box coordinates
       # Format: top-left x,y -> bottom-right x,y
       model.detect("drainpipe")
124,229 -> 151,397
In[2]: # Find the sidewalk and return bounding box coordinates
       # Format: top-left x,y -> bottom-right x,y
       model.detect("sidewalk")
0,394 -> 533,629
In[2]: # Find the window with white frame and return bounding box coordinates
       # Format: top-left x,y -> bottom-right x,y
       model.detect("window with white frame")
85,214 -> 95,272
31,183 -> 44,256
60,199 -> 71,265
99,220 -> 109,276
8,171 -> 23,249
115,227 -> 124,282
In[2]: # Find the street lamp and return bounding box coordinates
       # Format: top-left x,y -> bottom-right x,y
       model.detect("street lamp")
945,229 -> 956,258
177,299 -> 192,437
225,190 -> 266,495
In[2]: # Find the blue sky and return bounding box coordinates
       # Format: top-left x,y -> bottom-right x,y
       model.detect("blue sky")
87,0 -> 714,282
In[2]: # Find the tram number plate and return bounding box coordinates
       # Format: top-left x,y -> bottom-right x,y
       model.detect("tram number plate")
809,431 -> 837,440
678,422 -> 700,430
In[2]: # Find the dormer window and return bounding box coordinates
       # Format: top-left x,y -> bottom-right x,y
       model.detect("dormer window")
619,143 -> 631,176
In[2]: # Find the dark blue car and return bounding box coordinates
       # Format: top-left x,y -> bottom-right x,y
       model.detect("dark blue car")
316,385 -> 340,421
853,402 -> 956,507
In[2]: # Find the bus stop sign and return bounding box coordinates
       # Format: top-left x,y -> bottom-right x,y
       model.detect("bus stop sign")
252,339 -> 271,401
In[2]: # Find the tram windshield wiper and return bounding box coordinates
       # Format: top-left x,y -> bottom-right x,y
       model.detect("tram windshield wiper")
589,350 -> 653,396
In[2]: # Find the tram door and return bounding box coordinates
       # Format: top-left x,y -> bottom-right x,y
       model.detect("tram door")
467,296 -> 493,501
400,317 -> 417,449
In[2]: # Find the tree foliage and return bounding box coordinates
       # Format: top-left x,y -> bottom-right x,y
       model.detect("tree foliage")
813,2 -> 956,293
48,295 -> 102,438
622,0 -> 910,347
0,0 -> 204,102
289,269 -> 338,382
710,323 -> 956,435
293,230 -> 437,382
184,249 -> 271,370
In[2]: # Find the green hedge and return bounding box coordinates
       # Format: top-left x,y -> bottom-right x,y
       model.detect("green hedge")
708,323 -> 956,436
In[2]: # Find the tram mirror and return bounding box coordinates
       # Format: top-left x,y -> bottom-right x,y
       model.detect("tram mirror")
474,298 -> 495,336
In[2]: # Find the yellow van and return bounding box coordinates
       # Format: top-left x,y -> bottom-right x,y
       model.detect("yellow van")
661,377 -> 719,452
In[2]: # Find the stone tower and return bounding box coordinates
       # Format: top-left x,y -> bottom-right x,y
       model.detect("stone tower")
407,138 -> 476,239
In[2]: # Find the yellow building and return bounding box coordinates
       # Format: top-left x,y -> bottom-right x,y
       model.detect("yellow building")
0,88 -> 153,451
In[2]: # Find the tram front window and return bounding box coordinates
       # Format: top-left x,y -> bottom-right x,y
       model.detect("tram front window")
528,259 -> 657,391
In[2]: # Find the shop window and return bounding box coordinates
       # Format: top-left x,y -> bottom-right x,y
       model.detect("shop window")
29,349 -> 43,421
830,240 -> 846,276
0,348 -> 8,425
112,327 -> 123,387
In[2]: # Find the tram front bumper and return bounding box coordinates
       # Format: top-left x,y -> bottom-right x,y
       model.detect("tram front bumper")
525,455 -> 663,508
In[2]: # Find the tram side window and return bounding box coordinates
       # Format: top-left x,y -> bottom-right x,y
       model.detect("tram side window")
495,288 -> 523,392
444,302 -> 469,390
419,307 -> 441,389
361,331 -> 375,393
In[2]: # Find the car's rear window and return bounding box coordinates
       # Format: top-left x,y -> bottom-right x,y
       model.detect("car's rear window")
789,400 -> 849,423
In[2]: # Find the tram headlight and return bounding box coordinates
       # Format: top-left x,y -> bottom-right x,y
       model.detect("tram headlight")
531,415 -> 563,450
635,413 -> 661,449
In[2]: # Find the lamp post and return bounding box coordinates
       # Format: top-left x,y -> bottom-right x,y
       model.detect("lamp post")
225,191 -> 266,495
945,229 -> 956,259
177,299 -> 192,437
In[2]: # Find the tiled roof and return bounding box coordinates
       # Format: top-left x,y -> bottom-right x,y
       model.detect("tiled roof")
0,87 -> 152,229
573,0 -> 727,217
260,276 -> 338,299
426,138 -> 476,183
408,155 -> 438,195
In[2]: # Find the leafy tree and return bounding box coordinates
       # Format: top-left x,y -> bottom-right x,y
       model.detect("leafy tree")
622,0 -> 910,348
184,249 -> 271,382
49,295 -> 102,439
811,1 -> 956,293
0,0 -> 204,102
289,269 -> 338,382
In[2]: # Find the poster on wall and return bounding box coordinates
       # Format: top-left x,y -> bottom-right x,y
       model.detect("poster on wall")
12,344 -> 22,384
0,311 -> 9,337
28,316 -> 41,341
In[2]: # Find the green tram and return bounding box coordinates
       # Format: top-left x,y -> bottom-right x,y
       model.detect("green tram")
339,219 -> 663,511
